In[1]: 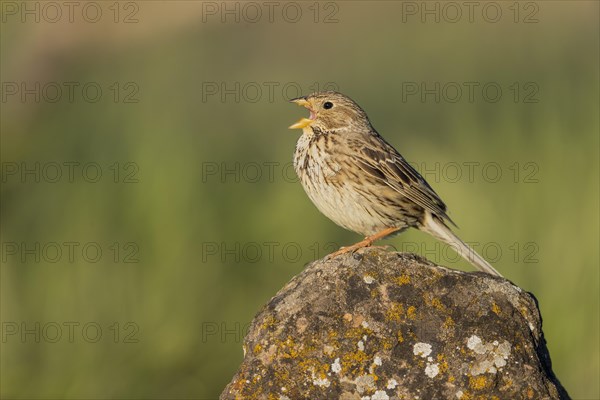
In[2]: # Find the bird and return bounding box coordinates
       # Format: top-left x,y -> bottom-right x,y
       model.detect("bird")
289,91 -> 502,277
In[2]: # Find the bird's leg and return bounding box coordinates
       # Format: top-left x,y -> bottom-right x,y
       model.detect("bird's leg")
329,227 -> 401,258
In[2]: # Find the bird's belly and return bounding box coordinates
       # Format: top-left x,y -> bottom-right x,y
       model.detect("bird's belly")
295,147 -> 406,236
304,181 -> 386,236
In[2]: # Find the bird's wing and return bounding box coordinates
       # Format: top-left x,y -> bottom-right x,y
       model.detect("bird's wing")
352,133 -> 455,225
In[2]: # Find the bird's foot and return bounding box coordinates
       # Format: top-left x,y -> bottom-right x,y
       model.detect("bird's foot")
326,227 -> 402,260
328,238 -> 374,259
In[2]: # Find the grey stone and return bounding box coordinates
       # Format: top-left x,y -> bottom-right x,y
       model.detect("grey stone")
221,249 -> 569,400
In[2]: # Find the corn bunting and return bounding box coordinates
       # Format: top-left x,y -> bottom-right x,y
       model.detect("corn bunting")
289,91 -> 502,277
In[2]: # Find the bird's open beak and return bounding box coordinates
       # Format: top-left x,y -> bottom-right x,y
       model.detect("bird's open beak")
289,97 -> 315,129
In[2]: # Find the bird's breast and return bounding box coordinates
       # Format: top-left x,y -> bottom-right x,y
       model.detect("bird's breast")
293,132 -> 341,185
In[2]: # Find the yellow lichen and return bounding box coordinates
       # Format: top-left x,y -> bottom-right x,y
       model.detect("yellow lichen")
385,302 -> 404,322
397,330 -> 404,343
278,336 -> 301,359
443,316 -> 455,330
458,391 -> 473,400
328,329 -> 339,339
436,353 -> 449,374
260,315 -> 277,332
393,274 -> 411,285
430,297 -> 445,311
491,303 -> 501,315
422,293 -> 446,312
253,344 -> 263,354
344,325 -> 374,341
340,350 -> 369,375
298,358 -> 329,379
406,305 -> 417,320
469,375 -> 489,390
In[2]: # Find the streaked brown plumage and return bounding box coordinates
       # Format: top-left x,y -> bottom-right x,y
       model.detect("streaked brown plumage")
289,91 -> 502,277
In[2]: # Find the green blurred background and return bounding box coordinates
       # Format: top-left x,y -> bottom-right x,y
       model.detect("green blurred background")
1,1 -> 598,399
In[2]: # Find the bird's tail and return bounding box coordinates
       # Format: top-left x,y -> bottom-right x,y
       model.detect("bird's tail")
420,213 -> 503,277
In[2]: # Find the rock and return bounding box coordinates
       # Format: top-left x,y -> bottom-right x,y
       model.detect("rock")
221,248 -> 569,400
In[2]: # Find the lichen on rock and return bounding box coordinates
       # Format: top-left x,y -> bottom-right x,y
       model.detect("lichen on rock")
221,248 -> 569,400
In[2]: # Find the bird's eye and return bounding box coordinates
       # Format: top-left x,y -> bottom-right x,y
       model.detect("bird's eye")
323,101 -> 333,109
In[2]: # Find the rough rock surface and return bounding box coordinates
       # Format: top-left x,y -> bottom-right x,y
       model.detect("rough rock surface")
221,249 -> 569,400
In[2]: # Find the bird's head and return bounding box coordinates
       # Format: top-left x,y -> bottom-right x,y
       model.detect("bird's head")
289,91 -> 371,133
